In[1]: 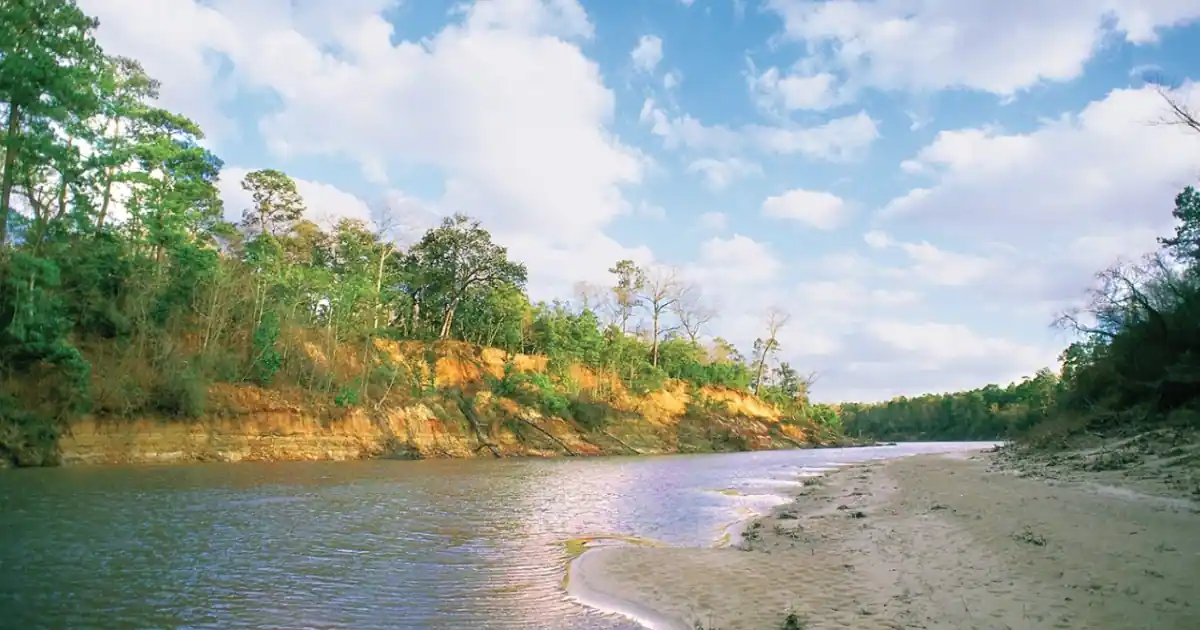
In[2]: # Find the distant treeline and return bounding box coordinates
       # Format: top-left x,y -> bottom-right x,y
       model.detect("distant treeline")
845,170 -> 1200,443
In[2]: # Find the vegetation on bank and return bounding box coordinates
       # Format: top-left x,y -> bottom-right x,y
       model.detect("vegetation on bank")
843,118 -> 1200,444
0,1 -> 840,465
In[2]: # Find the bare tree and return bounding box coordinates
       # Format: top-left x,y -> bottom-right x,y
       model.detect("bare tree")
640,265 -> 685,366
752,306 -> 791,395
1054,253 -> 1177,342
674,282 -> 717,344
573,280 -> 612,317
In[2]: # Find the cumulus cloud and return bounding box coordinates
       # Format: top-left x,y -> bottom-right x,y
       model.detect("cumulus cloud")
883,85 -> 1200,235
795,281 -> 921,311
630,35 -> 663,73
686,157 -> 763,190
764,0 -> 1200,96
748,66 -> 847,112
876,83 -> 1200,311
762,188 -> 849,230
640,99 -> 880,160
689,234 -> 783,284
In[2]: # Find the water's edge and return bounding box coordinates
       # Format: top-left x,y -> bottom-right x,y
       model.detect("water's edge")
562,447 -> 991,629
562,462 -> 855,630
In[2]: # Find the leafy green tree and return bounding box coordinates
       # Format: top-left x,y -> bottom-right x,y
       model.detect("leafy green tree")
1159,186 -> 1200,268
608,259 -> 644,334
0,0 -> 103,244
405,213 -> 527,339
240,169 -> 305,237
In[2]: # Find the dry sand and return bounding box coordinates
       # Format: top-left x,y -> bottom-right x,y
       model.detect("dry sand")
569,450 -> 1200,630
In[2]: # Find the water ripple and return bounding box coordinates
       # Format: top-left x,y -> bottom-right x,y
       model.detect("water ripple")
0,442 -> 993,629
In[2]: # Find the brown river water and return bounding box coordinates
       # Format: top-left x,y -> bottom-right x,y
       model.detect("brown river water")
0,442 -> 993,629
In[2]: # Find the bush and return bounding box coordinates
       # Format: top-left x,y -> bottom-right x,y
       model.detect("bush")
151,369 -> 207,419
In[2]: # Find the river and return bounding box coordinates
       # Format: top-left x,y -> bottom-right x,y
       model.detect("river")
0,442 -> 993,629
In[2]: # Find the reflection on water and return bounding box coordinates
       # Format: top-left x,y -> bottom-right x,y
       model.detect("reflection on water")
0,442 -> 991,629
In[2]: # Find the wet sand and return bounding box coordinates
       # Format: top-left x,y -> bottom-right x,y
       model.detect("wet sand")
570,451 -> 1200,629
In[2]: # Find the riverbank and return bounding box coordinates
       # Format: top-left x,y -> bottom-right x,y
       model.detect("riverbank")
570,450 -> 1200,630
4,341 -> 851,467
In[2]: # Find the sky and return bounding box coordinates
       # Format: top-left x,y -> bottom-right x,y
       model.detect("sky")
77,0 -> 1200,403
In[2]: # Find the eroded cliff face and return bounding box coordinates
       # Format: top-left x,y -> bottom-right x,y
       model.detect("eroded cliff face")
50,341 -> 819,466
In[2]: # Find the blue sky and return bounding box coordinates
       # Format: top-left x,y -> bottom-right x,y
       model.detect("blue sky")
83,0 -> 1200,402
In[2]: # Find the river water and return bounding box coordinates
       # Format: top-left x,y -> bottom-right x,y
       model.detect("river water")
0,442 -> 992,629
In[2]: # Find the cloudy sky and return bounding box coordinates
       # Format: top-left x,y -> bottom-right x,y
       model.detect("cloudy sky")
79,0 -> 1200,402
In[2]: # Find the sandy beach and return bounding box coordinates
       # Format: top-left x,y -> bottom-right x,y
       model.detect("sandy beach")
569,450 -> 1200,630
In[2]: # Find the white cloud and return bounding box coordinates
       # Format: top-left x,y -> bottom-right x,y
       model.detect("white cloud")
631,35 -> 663,73
691,234 -> 783,284
881,84 -> 1200,243
748,66 -> 846,112
696,211 -> 728,232
863,231 -> 996,287
636,200 -> 667,220
762,188 -> 849,230
862,229 -> 893,249
862,321 -> 1050,373
796,280 -> 921,311
764,0 -> 1200,97
640,99 -> 880,160
686,157 -> 763,190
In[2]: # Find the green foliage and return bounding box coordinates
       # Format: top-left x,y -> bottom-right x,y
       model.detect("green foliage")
334,383 -> 361,408
487,359 -> 571,418
151,367 -> 206,419
842,369 -> 1057,441
250,311 -> 282,386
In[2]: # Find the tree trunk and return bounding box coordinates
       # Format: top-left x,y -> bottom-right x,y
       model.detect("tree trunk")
97,117 -> 122,229
651,309 -> 661,366
753,348 -> 768,396
0,104 -> 22,246
439,298 -> 460,339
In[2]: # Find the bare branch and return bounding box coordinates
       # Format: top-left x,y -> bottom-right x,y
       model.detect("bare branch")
673,281 -> 717,344
640,265 -> 686,365
1152,84 -> 1200,135
572,280 -> 611,316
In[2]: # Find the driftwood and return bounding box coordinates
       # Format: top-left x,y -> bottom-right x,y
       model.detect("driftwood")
517,415 -> 576,456
451,391 -> 501,458
601,429 -> 641,454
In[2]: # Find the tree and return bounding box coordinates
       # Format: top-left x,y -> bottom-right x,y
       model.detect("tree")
752,306 -> 789,395
608,259 -> 644,334
673,281 -> 715,344
639,265 -> 683,366
1158,186 -> 1200,268
406,213 -> 527,339
709,336 -> 742,363
240,169 -> 305,237
0,0 -> 104,244
572,280 -> 610,317
92,55 -> 161,229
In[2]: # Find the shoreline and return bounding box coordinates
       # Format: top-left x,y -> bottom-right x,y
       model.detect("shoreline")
563,459 -> 866,630
568,449 -> 1200,630
10,437 -> 892,469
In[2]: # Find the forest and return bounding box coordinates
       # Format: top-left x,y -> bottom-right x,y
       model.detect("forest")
0,0 -> 838,463
3,2 -> 1197,463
